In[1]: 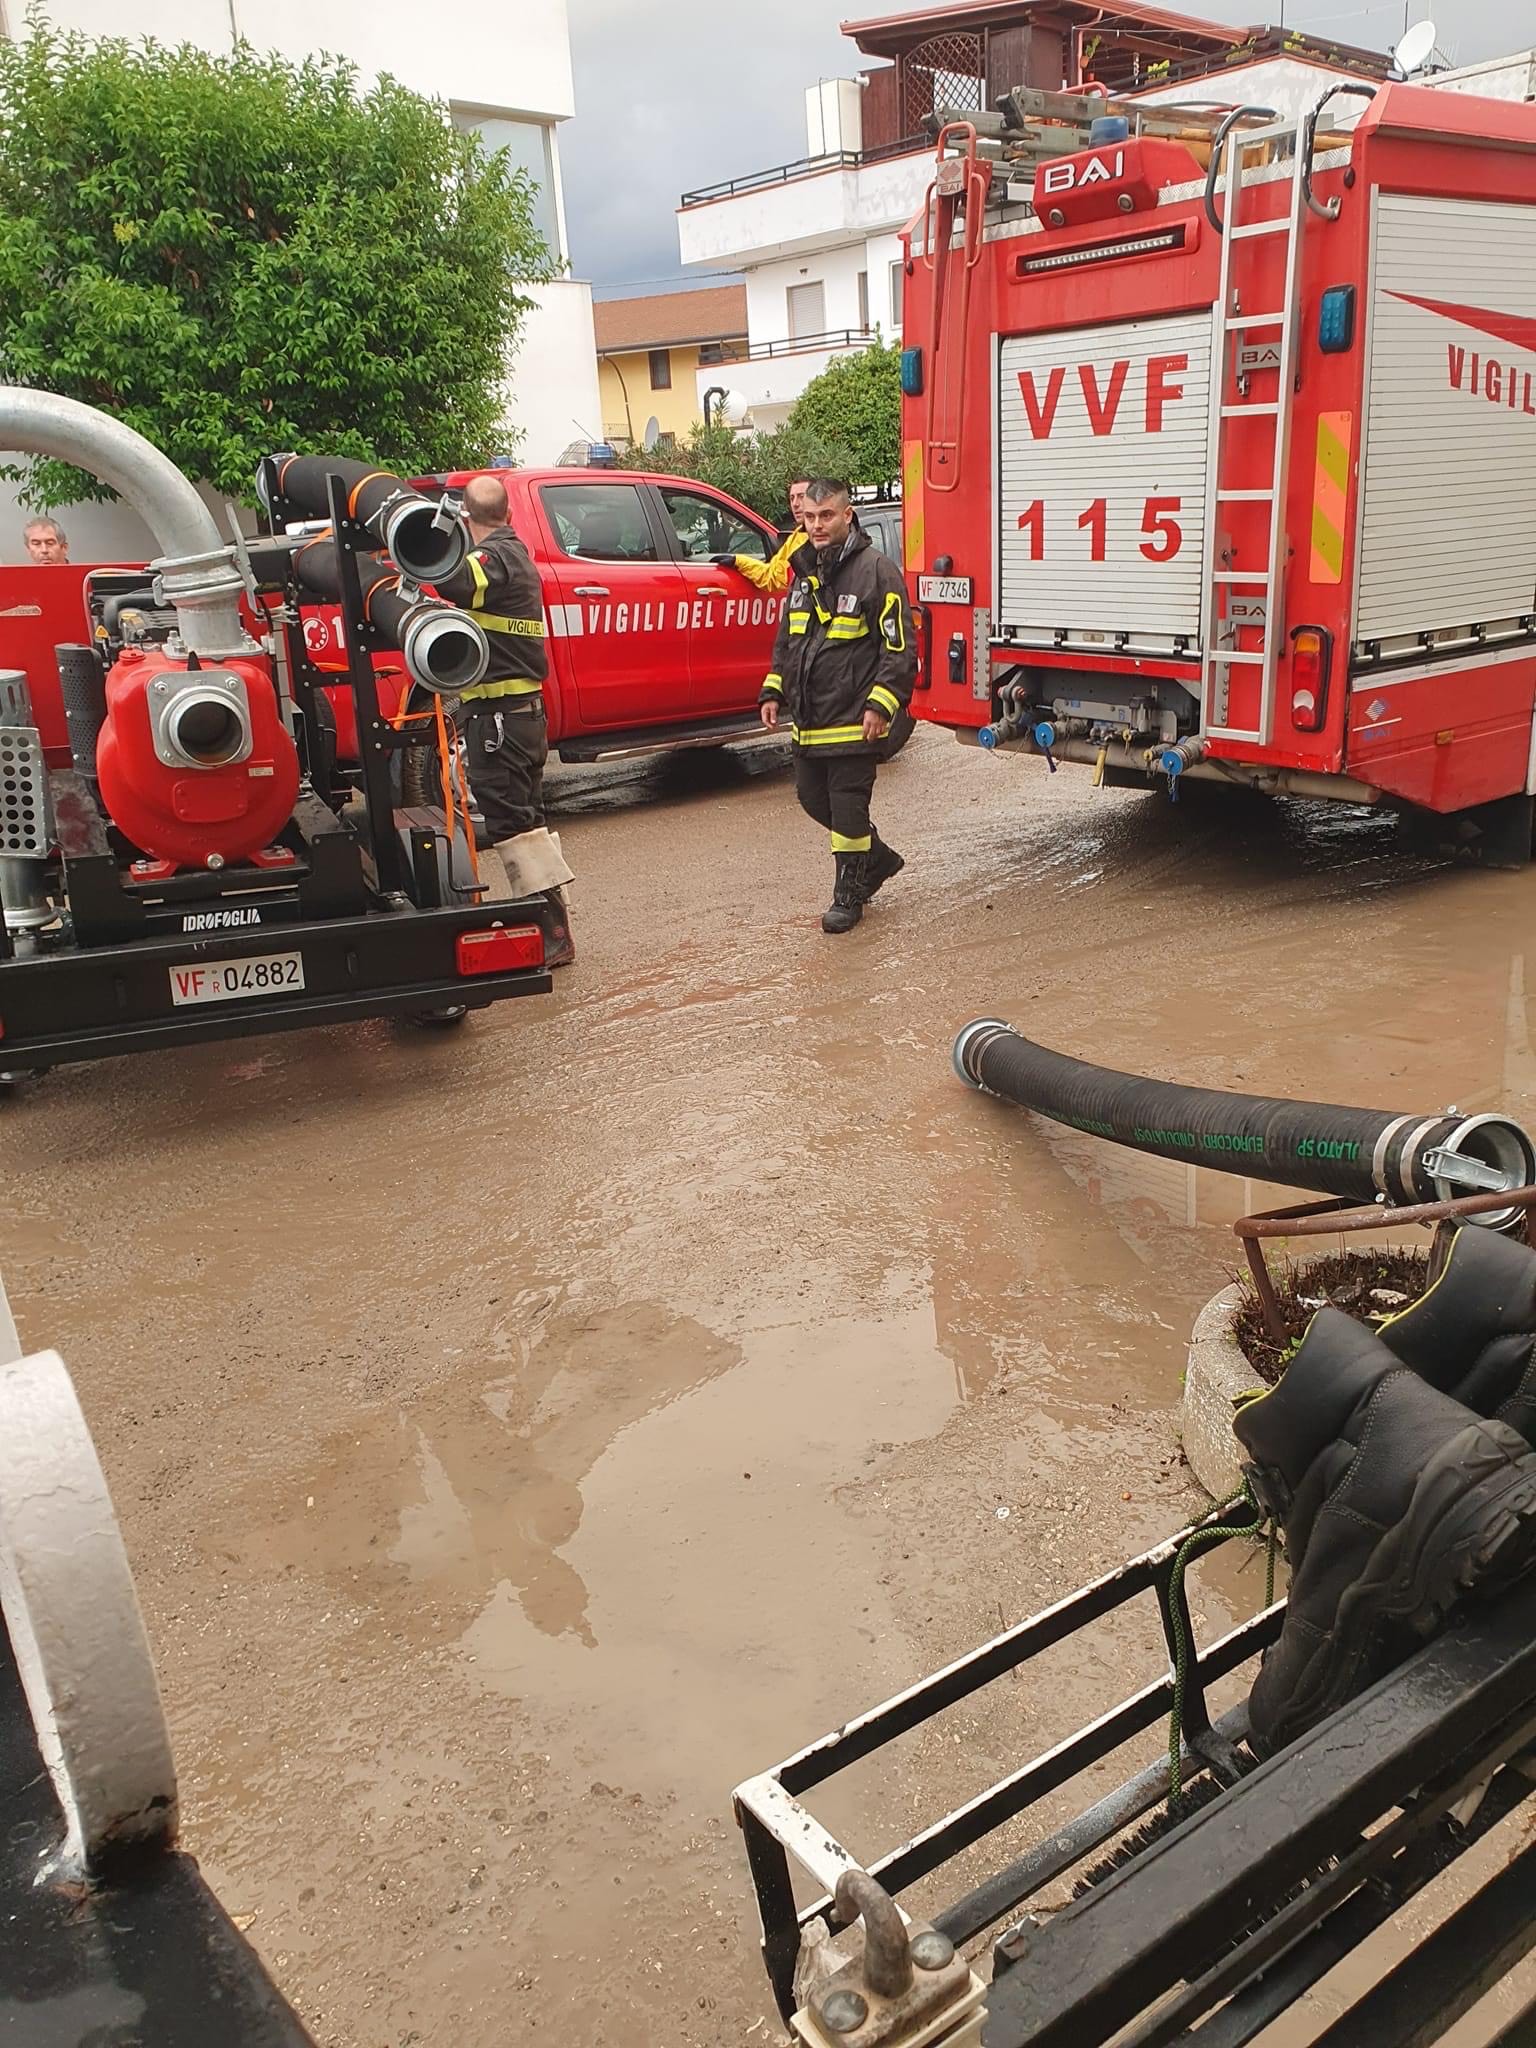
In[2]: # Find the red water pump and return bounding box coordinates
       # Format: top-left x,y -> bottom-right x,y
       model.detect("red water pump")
94,646 -> 300,870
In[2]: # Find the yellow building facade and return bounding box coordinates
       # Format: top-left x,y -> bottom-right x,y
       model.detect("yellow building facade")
593,284 -> 747,449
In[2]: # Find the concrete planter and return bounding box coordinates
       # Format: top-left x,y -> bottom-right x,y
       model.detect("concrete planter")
1183,1283 -> 1264,1501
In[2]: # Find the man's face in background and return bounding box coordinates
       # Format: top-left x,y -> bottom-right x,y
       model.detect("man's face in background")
25,523 -> 68,564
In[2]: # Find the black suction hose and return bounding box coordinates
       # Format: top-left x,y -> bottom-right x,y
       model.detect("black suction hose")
292,538 -> 488,695
294,538 -> 414,647
263,455 -> 466,583
953,1020 -> 1535,1217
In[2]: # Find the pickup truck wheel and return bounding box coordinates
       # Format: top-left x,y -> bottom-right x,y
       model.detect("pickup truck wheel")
401,1006 -> 468,1030
881,709 -> 916,760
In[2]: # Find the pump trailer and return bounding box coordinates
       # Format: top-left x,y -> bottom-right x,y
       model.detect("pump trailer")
0,393 -> 560,1082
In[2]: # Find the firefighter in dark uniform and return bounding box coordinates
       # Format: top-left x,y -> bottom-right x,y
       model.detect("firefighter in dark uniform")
758,478 -> 916,933
437,474 -> 575,962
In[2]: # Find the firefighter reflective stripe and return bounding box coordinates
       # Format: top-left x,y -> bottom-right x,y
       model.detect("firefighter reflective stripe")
826,616 -> 869,641
461,676 -> 544,702
879,591 -> 906,651
830,830 -> 872,852
867,685 -> 901,719
788,611 -> 810,635
761,672 -> 785,694
793,723 -> 867,746
806,576 -> 832,625
476,613 -> 546,637
1310,411 -> 1350,585
466,553 -> 490,606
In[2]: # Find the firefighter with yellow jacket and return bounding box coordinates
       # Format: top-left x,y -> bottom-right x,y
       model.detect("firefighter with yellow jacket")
726,475 -> 810,593
758,478 -> 916,934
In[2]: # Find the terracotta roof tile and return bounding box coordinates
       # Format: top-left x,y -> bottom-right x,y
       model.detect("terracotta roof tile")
593,284 -> 748,354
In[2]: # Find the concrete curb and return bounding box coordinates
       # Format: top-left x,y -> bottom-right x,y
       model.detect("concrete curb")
1183,1283 -> 1263,1501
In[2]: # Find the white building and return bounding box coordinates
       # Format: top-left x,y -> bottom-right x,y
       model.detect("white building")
674,2 -> 1394,434
676,79 -> 929,432
3,0 -> 598,558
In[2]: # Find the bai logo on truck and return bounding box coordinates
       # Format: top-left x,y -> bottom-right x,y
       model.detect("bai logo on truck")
1038,150 -> 1125,195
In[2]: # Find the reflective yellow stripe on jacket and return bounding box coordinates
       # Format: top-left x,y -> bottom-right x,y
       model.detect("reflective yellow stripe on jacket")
461,676 -> 544,701
867,686 -> 901,719
792,723 -> 868,747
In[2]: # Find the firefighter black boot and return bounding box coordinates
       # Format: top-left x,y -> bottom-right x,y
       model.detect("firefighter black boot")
1376,1225 -> 1536,1440
822,852 -> 870,934
865,833 -> 905,898
1235,1307 -> 1536,1757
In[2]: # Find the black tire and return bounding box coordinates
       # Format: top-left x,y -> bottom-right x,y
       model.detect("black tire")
402,1006 -> 468,1030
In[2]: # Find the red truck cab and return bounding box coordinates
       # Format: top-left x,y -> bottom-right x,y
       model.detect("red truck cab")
414,467 -> 787,761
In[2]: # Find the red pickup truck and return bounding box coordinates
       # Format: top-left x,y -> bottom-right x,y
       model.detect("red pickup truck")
410,467 -> 790,762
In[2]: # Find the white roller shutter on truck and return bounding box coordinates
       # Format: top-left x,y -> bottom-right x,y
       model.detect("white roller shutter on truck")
1356,194 -> 1536,643
997,310 -> 1212,646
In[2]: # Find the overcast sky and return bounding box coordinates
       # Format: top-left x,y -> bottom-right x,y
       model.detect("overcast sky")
561,0 -> 1525,294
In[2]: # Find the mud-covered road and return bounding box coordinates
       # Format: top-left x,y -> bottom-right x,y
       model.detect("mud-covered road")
6,728 -> 1536,2044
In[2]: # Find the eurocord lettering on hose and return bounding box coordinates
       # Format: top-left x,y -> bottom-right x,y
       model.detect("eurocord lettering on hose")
1201,1133 -> 1266,1155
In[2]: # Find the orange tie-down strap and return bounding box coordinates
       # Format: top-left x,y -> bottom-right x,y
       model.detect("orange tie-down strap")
388,688 -> 480,887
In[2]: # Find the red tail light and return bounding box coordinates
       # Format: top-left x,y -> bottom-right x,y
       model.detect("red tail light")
1289,625 -> 1333,734
456,923 -> 545,975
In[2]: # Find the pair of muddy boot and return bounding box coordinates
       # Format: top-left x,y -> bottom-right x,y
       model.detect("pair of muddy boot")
822,836 -> 904,935
1237,1224 -> 1536,1756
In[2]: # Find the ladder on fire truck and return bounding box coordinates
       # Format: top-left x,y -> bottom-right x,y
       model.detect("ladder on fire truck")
1198,114 -> 1311,747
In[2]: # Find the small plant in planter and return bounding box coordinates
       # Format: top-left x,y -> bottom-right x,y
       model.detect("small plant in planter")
1231,1248 -> 1431,1385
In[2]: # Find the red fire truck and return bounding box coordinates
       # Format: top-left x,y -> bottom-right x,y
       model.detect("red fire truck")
902,76 -> 1536,857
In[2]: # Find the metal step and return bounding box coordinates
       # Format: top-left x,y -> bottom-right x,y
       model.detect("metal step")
556,712 -> 772,765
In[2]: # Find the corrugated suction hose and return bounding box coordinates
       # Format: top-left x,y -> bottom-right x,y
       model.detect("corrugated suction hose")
953,1020 -> 1535,1223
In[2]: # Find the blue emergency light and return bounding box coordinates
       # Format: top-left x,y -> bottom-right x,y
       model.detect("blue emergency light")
900,348 -> 924,396
1318,286 -> 1356,353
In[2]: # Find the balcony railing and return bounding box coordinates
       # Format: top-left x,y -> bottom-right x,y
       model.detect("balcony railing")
679,134 -> 928,209
745,328 -> 876,360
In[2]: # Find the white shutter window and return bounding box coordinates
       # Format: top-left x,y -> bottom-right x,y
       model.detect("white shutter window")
1356,194 -> 1536,642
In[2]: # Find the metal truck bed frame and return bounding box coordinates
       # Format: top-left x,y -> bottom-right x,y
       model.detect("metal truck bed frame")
735,1499 -> 1536,2044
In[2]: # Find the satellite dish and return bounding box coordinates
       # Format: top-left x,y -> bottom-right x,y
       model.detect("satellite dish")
1393,19 -> 1438,75
642,416 -> 661,451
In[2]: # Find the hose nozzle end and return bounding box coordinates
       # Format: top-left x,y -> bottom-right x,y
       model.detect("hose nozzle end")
953,1017 -> 1011,1090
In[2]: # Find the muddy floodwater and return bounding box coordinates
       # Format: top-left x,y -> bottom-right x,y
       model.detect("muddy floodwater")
5,729 -> 1536,2044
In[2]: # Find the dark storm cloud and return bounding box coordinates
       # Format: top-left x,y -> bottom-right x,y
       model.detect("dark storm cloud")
561,0 -> 1528,291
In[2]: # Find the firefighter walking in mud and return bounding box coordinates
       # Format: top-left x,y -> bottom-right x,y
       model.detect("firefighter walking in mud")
759,479 -> 916,933
437,475 -> 574,966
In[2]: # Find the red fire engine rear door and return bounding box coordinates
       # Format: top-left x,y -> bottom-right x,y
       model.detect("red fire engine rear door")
997,309 -> 1212,653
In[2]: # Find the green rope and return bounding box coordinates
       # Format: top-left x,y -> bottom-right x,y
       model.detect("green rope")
1166,1480 -> 1272,1806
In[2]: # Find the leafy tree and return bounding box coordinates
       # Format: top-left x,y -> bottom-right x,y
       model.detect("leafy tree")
0,20 -> 555,505
621,419 -> 858,526
789,339 -> 902,496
